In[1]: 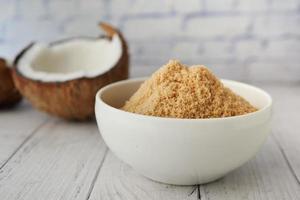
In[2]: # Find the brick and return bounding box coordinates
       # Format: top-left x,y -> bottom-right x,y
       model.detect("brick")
205,0 -> 236,12
185,16 -> 250,39
133,42 -> 173,56
134,41 -> 201,67
235,40 -> 264,60
0,42 -> 22,61
248,61 -> 300,82
263,39 -> 300,58
48,0 -> 78,20
128,42 -> 143,57
61,17 -> 100,38
0,24 -> 4,40
270,0 -> 300,11
110,0 -> 171,16
109,0 -> 132,16
253,15 -> 300,38
77,0 -> 106,14
130,0 -> 172,14
201,60 -> 247,81
172,41 -> 201,60
201,40 -> 233,59
5,19 -> 60,43
0,1 -> 16,23
130,66 -> 158,78
130,41 -> 174,66
236,39 -> 300,65
123,17 -> 182,40
132,55 -> 171,68
0,0 -> 15,22
235,0 -> 269,12
171,0 -> 202,13
16,0 -> 46,19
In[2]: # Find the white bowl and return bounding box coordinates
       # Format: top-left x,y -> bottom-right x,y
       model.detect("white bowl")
95,78 -> 272,185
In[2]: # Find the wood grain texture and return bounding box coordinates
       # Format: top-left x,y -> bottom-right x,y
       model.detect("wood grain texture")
201,137 -> 300,200
264,84 -> 300,184
0,119 -> 107,200
88,138 -> 300,200
89,151 -> 197,200
0,84 -> 299,200
0,101 -> 48,167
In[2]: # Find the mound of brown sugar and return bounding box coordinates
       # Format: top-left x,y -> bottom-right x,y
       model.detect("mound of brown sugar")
122,60 -> 257,119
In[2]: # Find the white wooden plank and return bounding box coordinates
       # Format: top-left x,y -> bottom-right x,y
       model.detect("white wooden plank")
201,137 -> 300,200
89,151 -> 197,200
0,83 -> 298,200
0,119 -> 107,200
264,84 -> 300,183
0,101 -> 48,166
199,84 -> 300,199
89,136 -> 300,200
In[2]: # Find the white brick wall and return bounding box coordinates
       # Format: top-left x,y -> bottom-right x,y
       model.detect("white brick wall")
0,0 -> 299,82
172,0 -> 202,13
205,0 -> 236,12
185,16 -> 250,38
253,15 -> 300,38
123,16 -> 182,40
235,0 -> 269,11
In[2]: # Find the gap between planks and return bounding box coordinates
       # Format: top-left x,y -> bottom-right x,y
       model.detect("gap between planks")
0,85 -> 299,200
87,136 -> 300,200
188,185 -> 201,200
86,148 -> 109,200
0,118 -> 49,170
272,134 -> 300,185
0,119 -> 108,200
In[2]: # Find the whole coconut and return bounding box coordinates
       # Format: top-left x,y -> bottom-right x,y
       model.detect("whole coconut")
0,58 -> 22,108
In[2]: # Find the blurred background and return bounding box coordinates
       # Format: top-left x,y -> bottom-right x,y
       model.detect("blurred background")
0,0 -> 299,83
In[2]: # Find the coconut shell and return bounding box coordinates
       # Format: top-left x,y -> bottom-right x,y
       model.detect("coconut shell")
12,22 -> 129,120
0,58 -> 22,108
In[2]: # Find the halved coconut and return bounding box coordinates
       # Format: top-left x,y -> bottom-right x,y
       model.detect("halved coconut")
0,58 -> 22,108
12,22 -> 129,120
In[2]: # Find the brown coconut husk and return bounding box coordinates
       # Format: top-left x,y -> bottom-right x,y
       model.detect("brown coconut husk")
0,58 -> 22,108
12,22 -> 129,120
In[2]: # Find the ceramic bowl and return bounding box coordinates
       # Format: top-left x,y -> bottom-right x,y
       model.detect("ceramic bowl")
95,78 -> 272,185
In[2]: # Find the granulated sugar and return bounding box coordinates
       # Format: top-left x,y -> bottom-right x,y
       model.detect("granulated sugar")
122,60 -> 257,119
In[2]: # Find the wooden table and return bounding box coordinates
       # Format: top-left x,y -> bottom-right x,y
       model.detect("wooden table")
0,83 -> 299,200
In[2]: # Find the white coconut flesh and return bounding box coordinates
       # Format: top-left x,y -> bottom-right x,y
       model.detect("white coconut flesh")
17,35 -> 122,82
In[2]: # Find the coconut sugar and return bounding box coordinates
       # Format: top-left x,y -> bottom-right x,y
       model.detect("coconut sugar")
122,60 -> 257,119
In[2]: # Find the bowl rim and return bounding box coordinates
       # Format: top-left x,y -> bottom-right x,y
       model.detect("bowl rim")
95,77 -> 272,122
